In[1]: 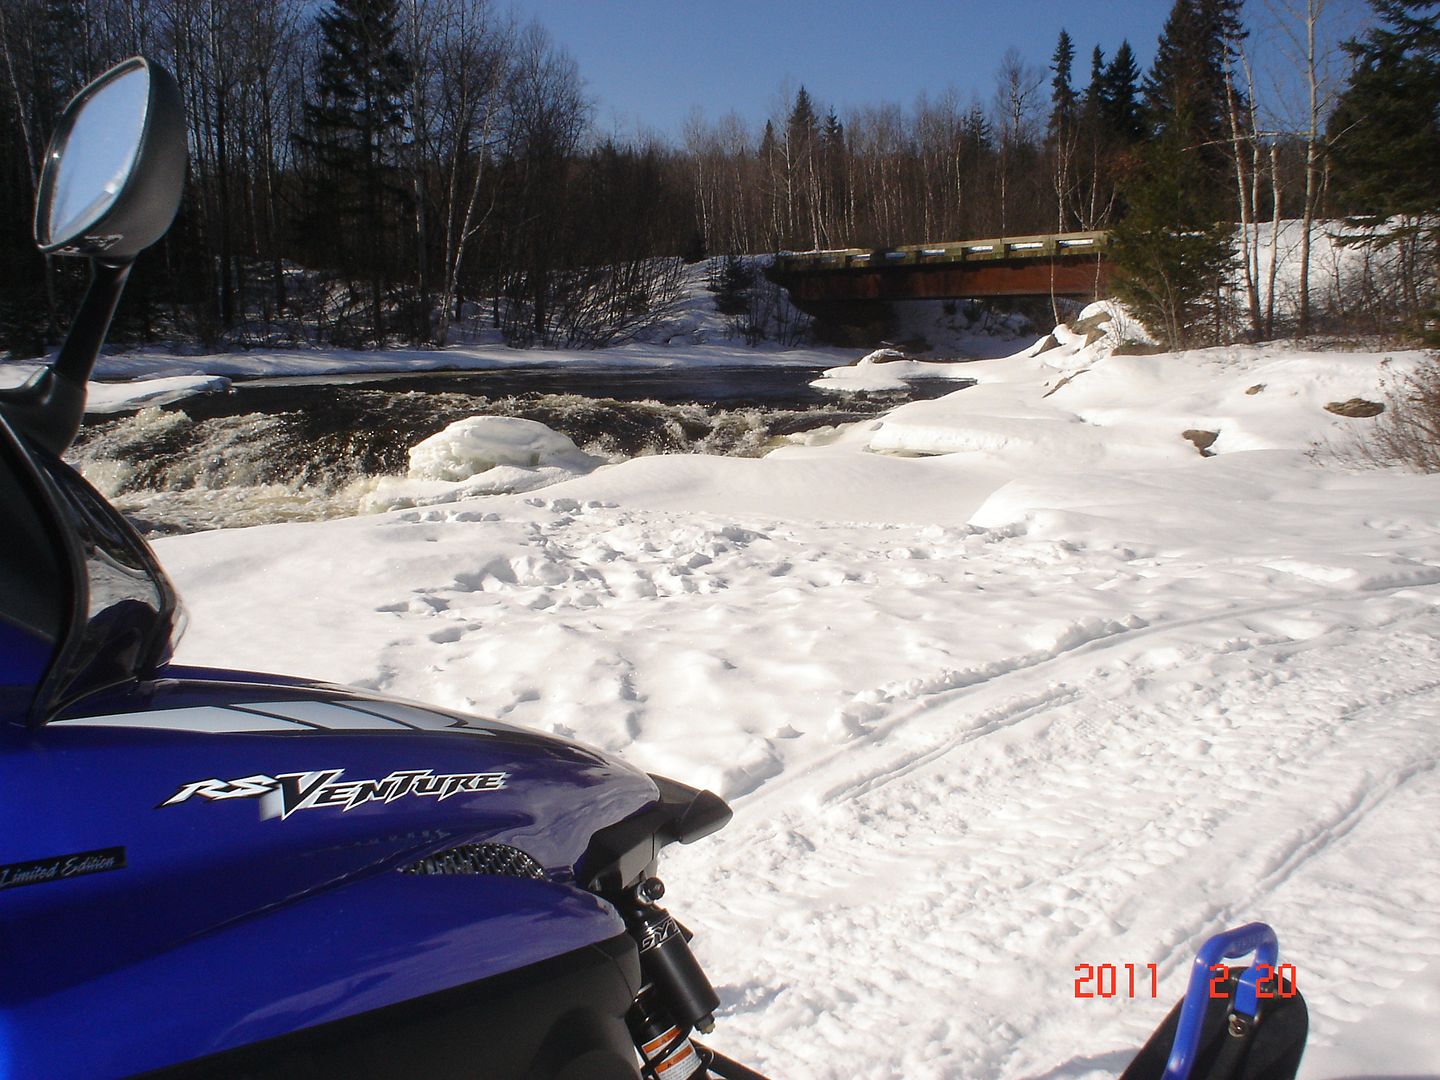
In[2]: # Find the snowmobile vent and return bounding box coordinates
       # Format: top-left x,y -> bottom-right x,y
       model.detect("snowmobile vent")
399,843 -> 546,880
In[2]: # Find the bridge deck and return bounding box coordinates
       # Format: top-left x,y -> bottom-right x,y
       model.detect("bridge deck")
771,230 -> 1111,302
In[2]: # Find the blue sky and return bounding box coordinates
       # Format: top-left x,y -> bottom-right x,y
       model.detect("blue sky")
503,0 -> 1373,141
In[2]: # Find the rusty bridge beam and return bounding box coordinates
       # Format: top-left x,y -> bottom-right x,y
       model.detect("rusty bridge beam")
769,230 -> 1112,304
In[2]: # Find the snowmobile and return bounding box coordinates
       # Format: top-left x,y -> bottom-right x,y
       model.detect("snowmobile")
0,57 -> 1309,1080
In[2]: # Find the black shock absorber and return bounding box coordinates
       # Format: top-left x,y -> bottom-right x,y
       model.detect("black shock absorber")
623,877 -> 721,1079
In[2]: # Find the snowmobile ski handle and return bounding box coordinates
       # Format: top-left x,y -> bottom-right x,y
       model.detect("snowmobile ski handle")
1163,922 -> 1279,1080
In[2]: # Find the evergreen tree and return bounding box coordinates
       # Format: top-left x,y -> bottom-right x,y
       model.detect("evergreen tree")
1142,0 -> 1246,216
1048,30 -> 1078,232
783,87 -> 821,248
1328,0 -> 1439,323
1085,45 -> 1106,106
962,105 -> 993,153
1048,29 -> 1077,137
787,86 -> 819,146
1110,131 -> 1235,347
1101,41 -> 1145,143
295,0 -> 411,342
1113,0 -> 1244,343
758,119 -> 778,161
710,254 -> 754,316
821,109 -> 847,241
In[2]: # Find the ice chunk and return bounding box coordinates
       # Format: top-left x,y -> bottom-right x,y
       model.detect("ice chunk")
406,415 -> 601,482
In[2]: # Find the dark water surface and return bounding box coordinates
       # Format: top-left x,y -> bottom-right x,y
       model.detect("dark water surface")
71,364 -> 971,533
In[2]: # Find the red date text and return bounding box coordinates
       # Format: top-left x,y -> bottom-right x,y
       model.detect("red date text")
1074,962 -> 1159,999
1208,962 -> 1300,999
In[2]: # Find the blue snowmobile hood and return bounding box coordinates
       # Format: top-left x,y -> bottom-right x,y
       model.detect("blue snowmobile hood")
0,668 -> 660,1076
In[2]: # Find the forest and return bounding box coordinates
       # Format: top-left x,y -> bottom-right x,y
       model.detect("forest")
0,0 -> 1436,355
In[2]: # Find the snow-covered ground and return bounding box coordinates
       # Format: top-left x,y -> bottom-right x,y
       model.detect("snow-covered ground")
148,304 -> 1440,1077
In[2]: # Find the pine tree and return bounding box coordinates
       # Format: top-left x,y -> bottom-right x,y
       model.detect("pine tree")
784,87 -> 821,248
1111,0 -> 1245,345
787,87 -> 819,146
1101,41 -> 1145,143
1086,45 -> 1107,106
1110,131 -> 1235,347
821,109 -> 847,242
1049,30 -> 1078,232
295,0 -> 411,342
1328,0 -> 1440,324
1049,29 -> 1077,137
711,254 -> 754,316
1142,0 -> 1246,216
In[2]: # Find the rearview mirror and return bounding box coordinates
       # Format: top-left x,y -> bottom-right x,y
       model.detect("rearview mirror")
34,55 -> 187,260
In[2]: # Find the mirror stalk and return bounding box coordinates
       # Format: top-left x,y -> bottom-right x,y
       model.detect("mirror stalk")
0,259 -> 132,456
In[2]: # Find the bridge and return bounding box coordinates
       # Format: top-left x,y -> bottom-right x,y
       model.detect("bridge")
769,230 -> 1111,306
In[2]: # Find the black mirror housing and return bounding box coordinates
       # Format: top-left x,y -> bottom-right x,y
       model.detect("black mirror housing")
0,56 -> 188,456
34,55 -> 187,261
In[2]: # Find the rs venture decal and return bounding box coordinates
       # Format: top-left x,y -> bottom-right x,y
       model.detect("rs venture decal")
159,769 -> 508,820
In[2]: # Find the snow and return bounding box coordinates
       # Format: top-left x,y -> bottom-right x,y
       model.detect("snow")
116,309 -> 1440,1075
84,374 -> 232,412
812,347 -> 982,392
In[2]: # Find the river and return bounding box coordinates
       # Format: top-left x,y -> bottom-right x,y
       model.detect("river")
70,364 -> 971,535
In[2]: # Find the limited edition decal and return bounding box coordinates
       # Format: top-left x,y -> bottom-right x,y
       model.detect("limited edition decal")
159,768 -> 508,820
0,847 -> 126,891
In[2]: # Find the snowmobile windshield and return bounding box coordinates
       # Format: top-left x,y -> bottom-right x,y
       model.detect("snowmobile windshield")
0,415 -> 181,723
34,448 -> 181,719
0,418 -> 70,718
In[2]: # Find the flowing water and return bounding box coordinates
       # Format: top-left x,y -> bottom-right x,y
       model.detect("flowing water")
70,365 -> 971,535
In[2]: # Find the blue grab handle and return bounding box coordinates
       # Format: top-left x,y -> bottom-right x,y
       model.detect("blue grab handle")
1162,922 -> 1279,1080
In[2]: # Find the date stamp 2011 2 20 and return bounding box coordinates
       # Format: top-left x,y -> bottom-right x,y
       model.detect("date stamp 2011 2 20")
1074,962 -> 1302,1000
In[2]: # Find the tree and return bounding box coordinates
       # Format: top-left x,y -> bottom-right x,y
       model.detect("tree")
784,86 -> 821,248
295,0 -> 412,342
1049,29 -> 1077,133
710,253 -> 753,315
1269,0 -> 1343,336
1143,0 -> 1248,217
758,119 -> 782,248
992,47 -> 1044,233
1328,0 -> 1440,325
821,108 -> 847,244
429,0 -> 515,346
1048,30 -> 1078,233
1110,133 -> 1236,347
1100,41 -> 1145,143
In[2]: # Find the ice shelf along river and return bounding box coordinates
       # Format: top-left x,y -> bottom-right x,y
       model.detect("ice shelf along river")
69,364 -> 969,535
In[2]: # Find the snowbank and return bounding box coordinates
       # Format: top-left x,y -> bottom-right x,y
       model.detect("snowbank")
832,303 -> 1423,472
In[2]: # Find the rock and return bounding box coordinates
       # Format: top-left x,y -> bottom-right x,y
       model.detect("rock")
1084,326 -> 1108,345
1182,429 -> 1219,456
1033,333 -> 1061,354
1070,310 -> 1112,335
1324,398 -> 1385,418
1246,383 -> 1265,395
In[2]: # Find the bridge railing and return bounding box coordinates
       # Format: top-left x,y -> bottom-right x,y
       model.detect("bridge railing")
773,230 -> 1110,274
